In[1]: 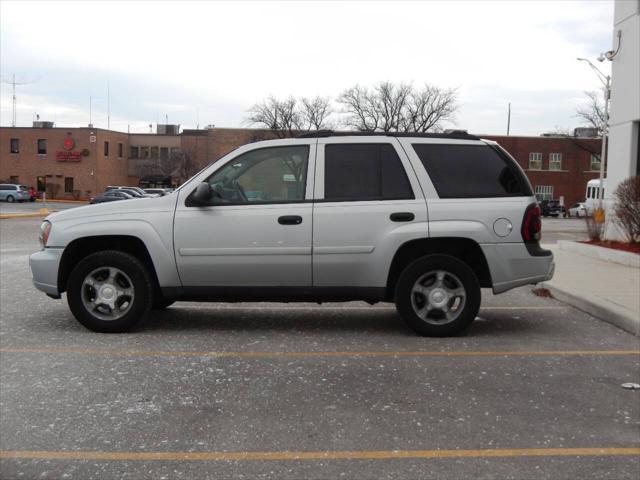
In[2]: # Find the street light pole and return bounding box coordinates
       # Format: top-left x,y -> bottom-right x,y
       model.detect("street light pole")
600,76 -> 610,202
577,57 -> 611,204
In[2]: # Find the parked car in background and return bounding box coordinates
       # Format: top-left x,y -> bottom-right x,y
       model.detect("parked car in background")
106,186 -> 158,197
143,188 -> 170,196
0,184 -> 31,202
540,199 -> 565,217
19,185 -> 37,202
568,202 -> 587,217
89,190 -> 136,204
31,131 -> 554,336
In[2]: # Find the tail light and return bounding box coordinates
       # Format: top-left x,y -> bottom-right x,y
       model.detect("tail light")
521,203 -> 542,243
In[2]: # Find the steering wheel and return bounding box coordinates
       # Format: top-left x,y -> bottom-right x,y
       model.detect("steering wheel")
233,180 -> 248,202
222,177 -> 247,202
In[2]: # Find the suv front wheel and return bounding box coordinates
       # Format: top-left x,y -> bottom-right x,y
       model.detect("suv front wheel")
67,250 -> 153,332
395,254 -> 481,336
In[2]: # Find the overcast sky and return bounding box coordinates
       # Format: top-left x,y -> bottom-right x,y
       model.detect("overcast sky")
0,0 -> 614,135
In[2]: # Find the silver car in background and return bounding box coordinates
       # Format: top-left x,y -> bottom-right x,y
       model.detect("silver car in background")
0,184 -> 31,203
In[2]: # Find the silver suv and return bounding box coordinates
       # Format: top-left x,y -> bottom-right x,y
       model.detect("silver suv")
30,132 -> 554,336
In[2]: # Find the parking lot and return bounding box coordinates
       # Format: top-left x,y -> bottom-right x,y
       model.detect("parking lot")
1,215 -> 638,479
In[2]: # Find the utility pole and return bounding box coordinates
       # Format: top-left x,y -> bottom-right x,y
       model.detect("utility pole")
577,57 -> 610,203
507,102 -> 511,136
107,81 -> 110,130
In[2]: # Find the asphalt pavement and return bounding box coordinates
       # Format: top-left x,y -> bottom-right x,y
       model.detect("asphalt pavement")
0,217 -> 638,480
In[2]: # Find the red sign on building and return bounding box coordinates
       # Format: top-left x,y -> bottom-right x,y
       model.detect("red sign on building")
56,151 -> 82,161
57,135 -> 82,162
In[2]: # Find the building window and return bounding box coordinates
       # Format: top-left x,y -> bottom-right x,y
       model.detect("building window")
37,176 -> 46,192
150,146 -> 159,158
9,176 -> 19,184
549,153 -> 562,171
140,146 -> 149,159
37,139 -> 47,155
130,146 -> 139,158
104,141 -> 109,156
590,154 -> 601,171
118,142 -> 123,158
10,138 -> 19,153
160,147 -> 169,160
64,177 -> 74,193
529,152 -> 542,170
535,185 -> 554,201
170,147 -> 180,157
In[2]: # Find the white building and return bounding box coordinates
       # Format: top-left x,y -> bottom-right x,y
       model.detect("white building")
606,0 -> 640,239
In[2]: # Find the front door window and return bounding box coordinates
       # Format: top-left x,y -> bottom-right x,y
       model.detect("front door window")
198,145 -> 309,205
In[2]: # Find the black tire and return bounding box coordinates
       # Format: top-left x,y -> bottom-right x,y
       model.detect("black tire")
152,299 -> 175,310
394,254 -> 481,337
67,250 -> 153,332
6,195 -> 14,203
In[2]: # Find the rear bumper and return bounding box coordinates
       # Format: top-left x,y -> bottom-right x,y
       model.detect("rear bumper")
30,248 -> 63,296
480,243 -> 555,294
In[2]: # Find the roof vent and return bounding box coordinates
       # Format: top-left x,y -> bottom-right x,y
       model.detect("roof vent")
157,124 -> 180,135
33,121 -> 55,128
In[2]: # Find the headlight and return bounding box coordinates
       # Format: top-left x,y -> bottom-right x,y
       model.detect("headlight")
38,221 -> 52,249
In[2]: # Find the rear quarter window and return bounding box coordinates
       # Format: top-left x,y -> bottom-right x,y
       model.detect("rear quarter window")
412,143 -> 532,198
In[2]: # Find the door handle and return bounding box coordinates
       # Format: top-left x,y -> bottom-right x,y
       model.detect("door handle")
390,212 -> 414,222
278,215 -> 303,225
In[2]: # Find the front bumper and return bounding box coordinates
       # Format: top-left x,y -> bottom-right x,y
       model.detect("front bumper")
30,248 -> 63,296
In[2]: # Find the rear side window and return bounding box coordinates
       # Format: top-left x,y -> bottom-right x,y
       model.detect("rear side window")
324,144 -> 413,201
412,144 -> 531,198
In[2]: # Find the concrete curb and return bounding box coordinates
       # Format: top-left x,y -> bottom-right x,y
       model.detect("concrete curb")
558,240 -> 640,268
541,280 -> 640,336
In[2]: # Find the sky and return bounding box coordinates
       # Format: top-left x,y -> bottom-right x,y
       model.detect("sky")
0,0 -> 614,135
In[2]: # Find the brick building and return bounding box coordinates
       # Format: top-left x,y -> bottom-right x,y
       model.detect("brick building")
0,124 -> 132,199
1,124 -> 601,205
483,135 -> 602,206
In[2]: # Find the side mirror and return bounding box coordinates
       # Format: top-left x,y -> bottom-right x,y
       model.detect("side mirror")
192,182 -> 212,205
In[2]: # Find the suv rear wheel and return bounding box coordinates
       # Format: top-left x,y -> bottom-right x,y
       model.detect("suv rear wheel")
395,254 -> 481,336
67,250 -> 153,332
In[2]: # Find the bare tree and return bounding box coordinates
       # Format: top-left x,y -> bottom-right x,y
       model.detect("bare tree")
246,96 -> 302,138
401,85 -> 457,132
576,90 -> 607,135
337,85 -> 381,131
161,148 -> 199,184
300,96 -> 333,130
169,148 -> 200,183
338,81 -> 457,132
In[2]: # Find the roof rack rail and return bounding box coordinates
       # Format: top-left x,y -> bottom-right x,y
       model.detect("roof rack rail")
297,130 -> 479,140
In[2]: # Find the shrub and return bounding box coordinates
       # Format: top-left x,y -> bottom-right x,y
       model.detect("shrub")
613,176 -> 640,243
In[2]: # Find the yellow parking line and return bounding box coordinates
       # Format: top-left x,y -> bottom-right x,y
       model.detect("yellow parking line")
0,212 -> 51,219
1,347 -> 637,359
1,447 -> 638,462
